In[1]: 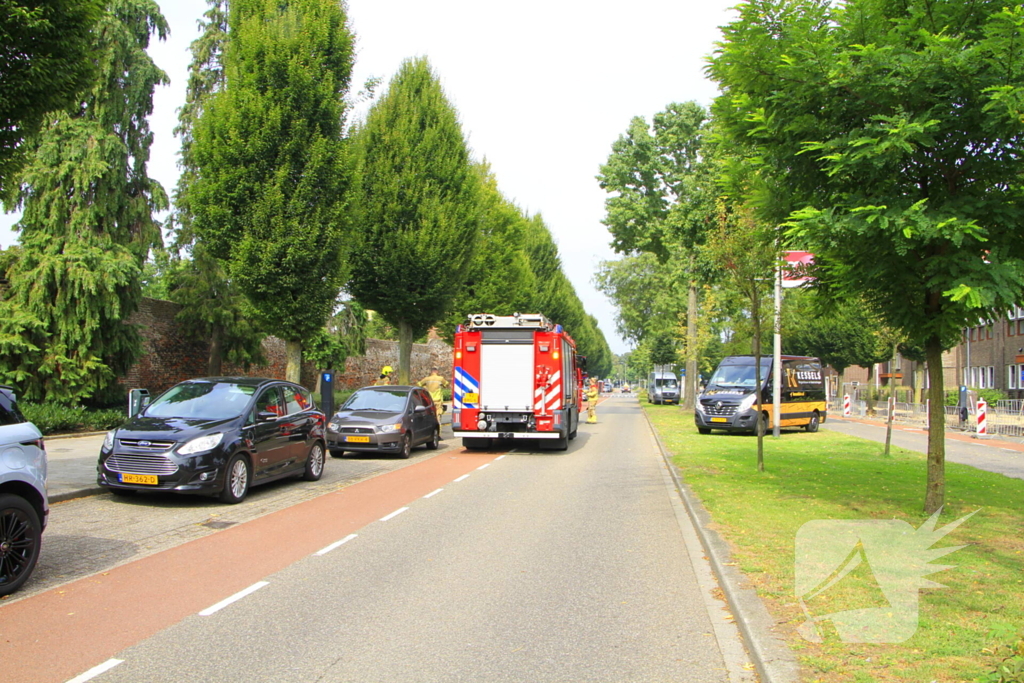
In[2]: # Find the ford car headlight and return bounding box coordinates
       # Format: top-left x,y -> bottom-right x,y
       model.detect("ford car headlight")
178,433 -> 224,455
375,423 -> 403,434
102,430 -> 115,451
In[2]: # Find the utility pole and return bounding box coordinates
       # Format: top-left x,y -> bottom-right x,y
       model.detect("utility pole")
772,257 -> 782,438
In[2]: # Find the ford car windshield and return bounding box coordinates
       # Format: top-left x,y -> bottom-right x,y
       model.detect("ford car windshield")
145,382 -> 255,419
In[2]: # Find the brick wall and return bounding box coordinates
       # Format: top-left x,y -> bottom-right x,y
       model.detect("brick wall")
118,298 -> 453,396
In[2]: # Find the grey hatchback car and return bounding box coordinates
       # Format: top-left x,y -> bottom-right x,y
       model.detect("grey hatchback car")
327,386 -> 441,459
0,385 -> 48,596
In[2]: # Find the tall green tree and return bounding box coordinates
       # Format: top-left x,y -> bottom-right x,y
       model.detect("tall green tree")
439,162 -> 537,342
349,57 -> 479,385
0,0 -> 168,403
598,101 -> 716,409
710,0 -> 1024,512
189,0 -> 355,383
594,251 -> 686,346
169,0 -> 265,376
0,0 -> 104,191
709,200 -> 777,471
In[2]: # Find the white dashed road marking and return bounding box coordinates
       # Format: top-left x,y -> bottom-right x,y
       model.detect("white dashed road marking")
199,581 -> 269,616
66,659 -> 123,683
424,488 -> 444,498
477,463 -> 490,470
380,507 -> 409,522
315,534 -> 358,556
454,474 -> 470,482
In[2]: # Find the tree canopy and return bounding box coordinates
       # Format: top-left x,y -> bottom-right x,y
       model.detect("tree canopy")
187,0 -> 356,381
0,0 -> 104,191
0,0 -> 168,403
348,57 -> 480,384
709,0 -> 1024,511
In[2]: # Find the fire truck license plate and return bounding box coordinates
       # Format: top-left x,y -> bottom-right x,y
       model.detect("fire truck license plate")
463,393 -> 478,404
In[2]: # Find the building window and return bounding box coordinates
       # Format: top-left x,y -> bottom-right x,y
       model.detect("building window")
988,325 -> 993,340
988,366 -> 995,388
1010,320 -> 1016,337
1010,365 -> 1019,390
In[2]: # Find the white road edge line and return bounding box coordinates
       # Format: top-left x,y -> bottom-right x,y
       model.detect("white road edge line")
424,488 -> 444,498
199,581 -> 269,616
495,455 -> 506,460
454,474 -> 470,482
315,534 -> 358,556
380,507 -> 409,522
66,659 -> 124,683
477,463 -> 490,470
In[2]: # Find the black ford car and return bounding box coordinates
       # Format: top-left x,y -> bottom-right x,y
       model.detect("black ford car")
98,378 -> 326,504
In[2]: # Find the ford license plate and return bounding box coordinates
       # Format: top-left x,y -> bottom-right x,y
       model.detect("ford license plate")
120,473 -> 158,485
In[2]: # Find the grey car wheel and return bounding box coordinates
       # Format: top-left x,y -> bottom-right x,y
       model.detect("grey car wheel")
398,433 -> 412,459
220,454 -> 250,504
0,494 -> 42,596
426,427 -> 440,450
303,442 -> 325,481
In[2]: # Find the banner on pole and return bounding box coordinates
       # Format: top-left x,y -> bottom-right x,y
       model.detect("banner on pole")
782,251 -> 815,288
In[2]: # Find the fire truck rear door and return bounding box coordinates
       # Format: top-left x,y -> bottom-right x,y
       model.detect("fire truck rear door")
480,329 -> 534,411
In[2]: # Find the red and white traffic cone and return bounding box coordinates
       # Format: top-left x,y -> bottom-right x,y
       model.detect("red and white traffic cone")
843,394 -> 851,417
977,399 -> 988,436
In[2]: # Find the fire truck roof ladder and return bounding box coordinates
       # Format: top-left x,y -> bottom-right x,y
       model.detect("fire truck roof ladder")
466,313 -> 552,330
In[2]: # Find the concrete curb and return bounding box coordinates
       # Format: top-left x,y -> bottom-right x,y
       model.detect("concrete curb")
44,430 -> 107,441
643,408 -> 800,683
49,487 -> 106,504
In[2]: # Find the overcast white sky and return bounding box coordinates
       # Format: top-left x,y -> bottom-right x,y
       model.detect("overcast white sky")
0,0 -> 737,354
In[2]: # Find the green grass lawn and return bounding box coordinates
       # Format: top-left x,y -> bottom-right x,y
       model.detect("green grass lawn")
643,399 -> 1024,683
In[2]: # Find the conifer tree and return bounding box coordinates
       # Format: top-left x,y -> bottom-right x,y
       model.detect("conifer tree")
349,57 -> 480,384
0,0 -> 168,403
189,0 -> 355,383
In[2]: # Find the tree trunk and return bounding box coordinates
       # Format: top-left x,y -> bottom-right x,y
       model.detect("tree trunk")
285,339 -> 302,384
924,337 -> 946,513
752,287 -> 764,472
684,277 -> 698,410
207,323 -> 224,377
398,320 -> 413,385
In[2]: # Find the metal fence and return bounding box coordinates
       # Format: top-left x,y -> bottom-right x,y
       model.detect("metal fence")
830,395 -> 1024,438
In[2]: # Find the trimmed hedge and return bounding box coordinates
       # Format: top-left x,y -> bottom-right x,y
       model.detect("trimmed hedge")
21,403 -> 126,435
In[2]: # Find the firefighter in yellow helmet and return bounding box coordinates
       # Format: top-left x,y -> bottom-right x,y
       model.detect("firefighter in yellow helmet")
586,379 -> 599,424
417,367 -> 448,421
373,365 -> 393,386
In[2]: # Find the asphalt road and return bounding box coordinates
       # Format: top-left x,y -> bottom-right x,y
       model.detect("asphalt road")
823,417 -> 1024,480
3,398 -> 754,683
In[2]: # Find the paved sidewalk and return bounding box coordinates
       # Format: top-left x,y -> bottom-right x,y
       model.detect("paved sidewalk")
824,416 -> 1024,480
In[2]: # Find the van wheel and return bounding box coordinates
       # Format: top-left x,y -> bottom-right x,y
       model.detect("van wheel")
0,494 -> 42,596
805,412 -> 820,433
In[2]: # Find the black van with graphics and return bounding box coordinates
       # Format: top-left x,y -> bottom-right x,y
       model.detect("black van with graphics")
694,355 -> 827,434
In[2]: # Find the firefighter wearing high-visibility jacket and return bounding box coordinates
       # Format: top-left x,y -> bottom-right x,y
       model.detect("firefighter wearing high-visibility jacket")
417,367 -> 448,420
373,365 -> 393,386
586,380 -> 599,423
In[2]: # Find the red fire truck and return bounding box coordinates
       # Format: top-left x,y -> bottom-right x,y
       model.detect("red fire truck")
451,313 -> 583,450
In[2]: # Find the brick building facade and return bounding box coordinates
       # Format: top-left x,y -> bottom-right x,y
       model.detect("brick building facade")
118,298 -> 453,396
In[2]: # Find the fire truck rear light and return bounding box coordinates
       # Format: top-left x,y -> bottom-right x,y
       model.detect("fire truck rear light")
451,410 -> 461,429
554,412 -> 562,427
552,351 -> 560,359
476,418 -> 488,430
456,351 -> 462,359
